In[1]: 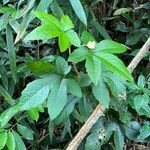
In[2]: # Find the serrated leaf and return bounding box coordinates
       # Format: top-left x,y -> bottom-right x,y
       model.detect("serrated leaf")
66,30 -> 81,47
19,77 -> 59,111
17,124 -> 34,140
24,24 -> 61,41
94,40 -> 127,53
67,78 -> 82,97
0,131 -> 7,149
69,0 -> 87,26
6,131 -> 15,150
68,47 -> 88,63
85,54 -> 101,85
93,78 -> 110,108
94,52 -> 133,82
58,32 -> 70,52
61,15 -> 74,31
13,131 -> 26,150
47,79 -> 67,120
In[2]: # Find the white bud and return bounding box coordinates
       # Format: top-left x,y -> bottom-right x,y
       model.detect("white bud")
86,41 -> 96,49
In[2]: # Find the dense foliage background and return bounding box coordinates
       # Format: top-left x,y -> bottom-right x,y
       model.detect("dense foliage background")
0,0 -> 150,149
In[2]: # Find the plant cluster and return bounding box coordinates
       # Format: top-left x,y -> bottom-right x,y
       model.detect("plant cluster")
0,0 -> 149,149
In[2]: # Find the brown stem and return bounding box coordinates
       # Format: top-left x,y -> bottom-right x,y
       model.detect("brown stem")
68,47 -> 80,77
66,37 -> 150,150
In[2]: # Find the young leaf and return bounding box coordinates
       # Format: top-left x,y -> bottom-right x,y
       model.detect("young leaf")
47,79 -> 67,120
24,24 -> 61,41
27,108 -> 39,121
58,32 -> 70,52
68,47 -> 88,63
94,52 -> 133,82
13,131 -> 26,150
94,40 -> 127,53
61,15 -> 74,31
67,78 -> 82,97
69,0 -> 87,26
66,30 -> 81,47
0,131 -> 7,149
34,11 -> 61,29
6,131 -> 15,150
17,124 -> 34,140
92,78 -> 110,108
85,54 -> 101,85
137,75 -> 145,88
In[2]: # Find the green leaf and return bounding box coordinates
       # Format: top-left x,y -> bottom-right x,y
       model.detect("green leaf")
91,20 -> 111,39
81,31 -> 96,44
137,123 -> 150,140
137,75 -> 145,88
85,132 -> 101,150
134,94 -> 149,111
26,60 -> 56,76
113,8 -> 132,16
61,15 -> 74,31
47,79 -> 67,120
24,24 -> 61,41
0,131 -> 7,149
54,96 -> 80,125
68,47 -> 88,63
19,77 -> 59,111
55,56 -> 71,75
94,40 -> 127,53
6,131 -> 15,150
67,78 -> 82,97
34,11 -> 61,29
94,52 -> 133,82
66,30 -> 81,47
85,54 -> 101,85
6,25 -> 17,83
93,78 -> 110,108
114,127 -> 124,150
0,105 -> 20,128
69,0 -> 87,26
17,124 -> 34,140
27,108 -> 39,121
13,131 -> 26,150
0,85 -> 14,104
58,32 -> 70,52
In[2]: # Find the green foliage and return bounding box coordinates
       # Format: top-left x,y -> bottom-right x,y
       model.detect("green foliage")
0,0 -> 149,149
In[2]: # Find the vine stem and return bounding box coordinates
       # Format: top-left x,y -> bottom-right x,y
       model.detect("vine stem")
68,47 -> 80,77
66,37 -> 150,150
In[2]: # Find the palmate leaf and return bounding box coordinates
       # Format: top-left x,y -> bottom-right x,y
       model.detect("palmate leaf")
47,79 -> 67,120
0,131 -> 7,149
6,131 -> 15,150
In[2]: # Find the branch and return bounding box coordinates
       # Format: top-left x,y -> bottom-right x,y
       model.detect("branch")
66,37 -> 150,150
